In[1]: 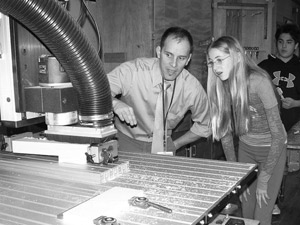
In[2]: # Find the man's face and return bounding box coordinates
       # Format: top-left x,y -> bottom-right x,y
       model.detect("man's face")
277,33 -> 298,62
156,36 -> 192,81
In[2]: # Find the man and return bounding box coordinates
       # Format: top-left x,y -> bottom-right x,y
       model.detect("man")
259,23 -> 300,216
259,23 -> 300,132
107,27 -> 210,154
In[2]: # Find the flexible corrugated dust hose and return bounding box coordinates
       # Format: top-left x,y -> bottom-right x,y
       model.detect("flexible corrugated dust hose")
0,0 -> 113,127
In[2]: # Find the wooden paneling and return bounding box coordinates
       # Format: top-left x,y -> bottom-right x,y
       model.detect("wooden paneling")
68,0 -> 99,50
154,0 -> 212,87
276,0 -> 297,24
95,0 -> 212,86
97,0 -> 154,73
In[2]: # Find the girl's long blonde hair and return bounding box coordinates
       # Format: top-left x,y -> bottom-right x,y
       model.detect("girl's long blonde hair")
207,36 -> 271,141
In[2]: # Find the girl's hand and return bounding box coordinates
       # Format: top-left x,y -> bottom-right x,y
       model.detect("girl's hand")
256,188 -> 270,208
239,188 -> 250,202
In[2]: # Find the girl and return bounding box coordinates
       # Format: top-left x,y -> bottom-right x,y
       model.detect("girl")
206,36 -> 287,225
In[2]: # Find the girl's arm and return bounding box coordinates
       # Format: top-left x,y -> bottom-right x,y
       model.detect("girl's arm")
258,105 -> 286,189
220,132 -> 237,162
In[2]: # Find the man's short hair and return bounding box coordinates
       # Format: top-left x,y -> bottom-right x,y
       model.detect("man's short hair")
160,27 -> 193,53
275,23 -> 300,44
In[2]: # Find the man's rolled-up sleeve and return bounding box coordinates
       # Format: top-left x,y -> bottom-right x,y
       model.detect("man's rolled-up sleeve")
190,84 -> 211,138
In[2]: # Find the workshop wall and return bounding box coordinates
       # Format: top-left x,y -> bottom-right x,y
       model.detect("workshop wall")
96,0 -> 154,75
96,0 -> 212,88
92,0 -> 300,86
276,0 -> 300,26
153,0 -> 212,87
273,0 -> 300,54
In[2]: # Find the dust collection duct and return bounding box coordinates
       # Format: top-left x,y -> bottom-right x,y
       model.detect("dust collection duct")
0,0 -> 113,127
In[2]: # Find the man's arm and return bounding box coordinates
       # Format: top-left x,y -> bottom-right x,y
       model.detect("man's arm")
107,60 -> 138,126
168,75 -> 211,152
173,130 -> 200,150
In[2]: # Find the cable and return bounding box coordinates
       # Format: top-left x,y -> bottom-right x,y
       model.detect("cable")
77,0 -> 86,27
80,0 -> 103,60
0,134 -> 8,151
57,0 -> 69,10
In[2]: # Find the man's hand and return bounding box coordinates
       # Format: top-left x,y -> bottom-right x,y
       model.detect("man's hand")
282,97 -> 297,109
166,137 -> 177,153
113,99 -> 137,126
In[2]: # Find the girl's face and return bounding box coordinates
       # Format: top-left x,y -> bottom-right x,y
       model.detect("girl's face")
207,48 -> 232,81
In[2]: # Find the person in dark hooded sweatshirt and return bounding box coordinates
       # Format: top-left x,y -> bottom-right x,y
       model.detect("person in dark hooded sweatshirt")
259,23 -> 300,132
258,23 -> 300,216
